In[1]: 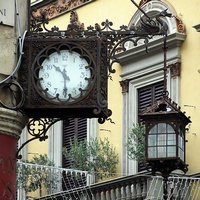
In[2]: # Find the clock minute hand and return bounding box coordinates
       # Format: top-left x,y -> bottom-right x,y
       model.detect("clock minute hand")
53,65 -> 69,98
63,85 -> 67,98
61,69 -> 70,98
61,68 -> 70,81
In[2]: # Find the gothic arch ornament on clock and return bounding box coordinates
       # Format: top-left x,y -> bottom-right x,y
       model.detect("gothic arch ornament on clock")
32,43 -> 95,104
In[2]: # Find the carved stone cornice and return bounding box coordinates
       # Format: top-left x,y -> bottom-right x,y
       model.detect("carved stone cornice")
168,62 -> 181,78
31,0 -> 94,22
0,108 -> 28,139
120,80 -> 129,93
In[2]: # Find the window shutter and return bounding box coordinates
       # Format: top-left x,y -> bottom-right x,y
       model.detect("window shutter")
62,118 -> 87,190
62,118 -> 87,168
138,81 -> 164,113
138,81 -> 163,171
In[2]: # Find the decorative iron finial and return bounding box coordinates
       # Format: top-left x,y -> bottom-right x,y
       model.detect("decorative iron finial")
67,10 -> 84,31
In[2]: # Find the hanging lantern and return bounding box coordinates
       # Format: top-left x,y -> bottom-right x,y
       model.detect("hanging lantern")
139,96 -> 191,177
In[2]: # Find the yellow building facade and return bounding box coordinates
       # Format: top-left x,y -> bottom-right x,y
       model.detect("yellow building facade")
25,0 -> 200,174
18,0 -> 200,198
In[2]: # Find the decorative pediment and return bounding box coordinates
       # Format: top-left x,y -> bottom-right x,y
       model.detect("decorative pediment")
129,0 -> 186,37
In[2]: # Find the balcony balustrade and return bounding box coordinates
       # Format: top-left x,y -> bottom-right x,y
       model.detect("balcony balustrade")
17,162 -> 200,200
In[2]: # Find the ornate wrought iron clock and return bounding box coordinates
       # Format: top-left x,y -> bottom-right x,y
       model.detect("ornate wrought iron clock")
19,36 -> 111,122
18,7 -> 172,123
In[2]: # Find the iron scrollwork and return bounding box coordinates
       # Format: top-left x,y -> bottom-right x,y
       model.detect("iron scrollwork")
30,8 -> 172,74
16,118 -> 66,159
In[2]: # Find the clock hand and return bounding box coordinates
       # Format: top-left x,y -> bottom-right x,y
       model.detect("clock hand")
53,65 -> 70,98
62,69 -> 70,98
63,85 -> 67,98
62,68 -> 70,81
53,65 -> 62,73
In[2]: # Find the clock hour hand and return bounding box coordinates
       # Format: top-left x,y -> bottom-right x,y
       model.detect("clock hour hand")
53,65 -> 70,98
53,65 -> 62,73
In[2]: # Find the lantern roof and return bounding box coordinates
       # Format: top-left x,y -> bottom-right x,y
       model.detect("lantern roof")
139,95 -> 191,125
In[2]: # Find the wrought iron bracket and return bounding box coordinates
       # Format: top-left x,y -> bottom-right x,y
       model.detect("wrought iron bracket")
29,7 -> 172,76
16,118 -> 68,159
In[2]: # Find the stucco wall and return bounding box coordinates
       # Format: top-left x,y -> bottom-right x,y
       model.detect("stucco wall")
173,0 -> 200,174
0,0 -> 28,76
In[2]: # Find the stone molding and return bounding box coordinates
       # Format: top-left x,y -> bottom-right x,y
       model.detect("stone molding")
120,80 -> 129,93
31,0 -> 94,21
168,62 -> 181,78
0,108 -> 28,139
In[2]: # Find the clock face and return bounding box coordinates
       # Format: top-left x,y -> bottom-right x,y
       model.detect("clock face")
38,50 -> 91,101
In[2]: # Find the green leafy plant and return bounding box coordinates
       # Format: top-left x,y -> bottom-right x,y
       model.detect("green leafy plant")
62,137 -> 119,179
126,123 -> 146,161
17,154 -> 58,197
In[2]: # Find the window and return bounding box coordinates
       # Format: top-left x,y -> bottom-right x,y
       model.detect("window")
148,123 -> 176,158
117,0 -> 185,175
62,118 -> 87,168
62,118 -> 87,190
138,81 -> 164,113
137,81 -> 164,171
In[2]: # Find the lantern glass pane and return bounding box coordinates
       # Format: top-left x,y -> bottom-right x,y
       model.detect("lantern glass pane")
179,148 -> 184,161
178,127 -> 185,161
158,123 -> 166,133
158,134 -> 166,145
179,135 -> 183,148
149,125 -> 157,134
167,124 -> 174,133
168,134 -> 176,145
148,135 -> 156,146
148,147 -> 157,158
158,147 -> 166,158
167,146 -> 176,157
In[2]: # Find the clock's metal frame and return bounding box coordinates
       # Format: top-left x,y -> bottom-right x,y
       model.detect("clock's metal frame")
19,7 -> 172,120
19,36 -> 111,120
